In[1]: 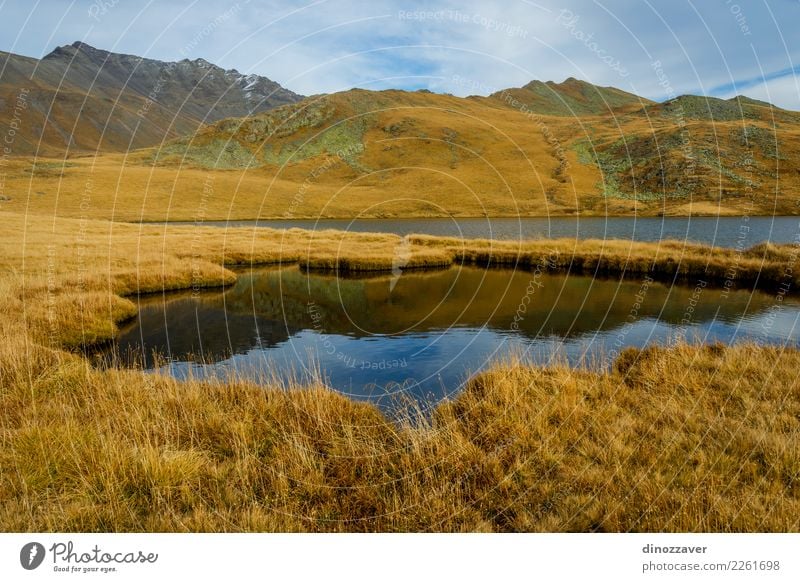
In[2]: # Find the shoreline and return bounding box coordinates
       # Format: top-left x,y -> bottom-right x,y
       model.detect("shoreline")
124,212 -> 800,224
3,210 -> 799,350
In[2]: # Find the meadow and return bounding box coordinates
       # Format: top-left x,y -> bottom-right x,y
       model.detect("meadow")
1,210 -> 798,531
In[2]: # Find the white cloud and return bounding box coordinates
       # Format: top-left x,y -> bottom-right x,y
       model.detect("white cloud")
0,0 -> 798,107
721,74 -> 800,111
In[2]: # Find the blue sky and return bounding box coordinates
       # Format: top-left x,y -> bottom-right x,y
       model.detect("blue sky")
1,0 -> 798,109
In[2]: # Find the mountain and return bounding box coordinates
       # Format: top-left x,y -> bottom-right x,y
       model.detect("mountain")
139,83 -> 797,216
2,56 -> 798,219
0,41 -> 302,155
642,94 -> 800,124
489,77 -> 653,116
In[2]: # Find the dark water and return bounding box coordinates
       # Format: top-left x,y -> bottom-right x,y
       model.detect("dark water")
102,265 -> 800,411
175,216 -> 800,248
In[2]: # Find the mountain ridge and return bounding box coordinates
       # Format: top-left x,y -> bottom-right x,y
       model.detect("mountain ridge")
490,76 -> 656,116
1,43 -> 798,220
0,41 -> 303,155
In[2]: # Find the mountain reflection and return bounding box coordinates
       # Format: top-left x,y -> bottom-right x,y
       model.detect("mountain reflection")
105,265 -> 783,367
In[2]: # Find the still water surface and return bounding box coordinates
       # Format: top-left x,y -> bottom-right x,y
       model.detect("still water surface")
180,216 -> 800,248
102,265 -> 800,410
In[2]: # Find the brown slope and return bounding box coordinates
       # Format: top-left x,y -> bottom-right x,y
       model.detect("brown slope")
575,93 -> 800,208
0,42 -> 303,156
5,84 -> 800,220
490,77 -> 654,117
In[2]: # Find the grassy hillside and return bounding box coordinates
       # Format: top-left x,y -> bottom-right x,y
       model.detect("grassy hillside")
490,77 -> 653,116
3,83 -> 798,220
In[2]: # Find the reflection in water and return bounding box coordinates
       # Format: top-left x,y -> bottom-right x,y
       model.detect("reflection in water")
102,266 -> 800,410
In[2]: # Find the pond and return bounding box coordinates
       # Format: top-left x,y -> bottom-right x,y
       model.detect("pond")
99,265 -> 800,411
165,216 -> 800,248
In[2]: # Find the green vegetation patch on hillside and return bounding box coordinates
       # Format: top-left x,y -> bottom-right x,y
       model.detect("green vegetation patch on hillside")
260,115 -> 371,171
150,138 -> 261,169
573,138 -> 690,201
148,96 -> 372,171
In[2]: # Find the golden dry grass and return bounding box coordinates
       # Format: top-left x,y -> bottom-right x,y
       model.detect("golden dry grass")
1,334 -> 798,531
1,210 -> 798,531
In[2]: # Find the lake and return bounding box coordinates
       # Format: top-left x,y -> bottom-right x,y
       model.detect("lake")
100,264 -> 800,411
169,216 -> 800,248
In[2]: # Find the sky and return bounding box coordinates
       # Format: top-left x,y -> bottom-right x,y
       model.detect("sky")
1,0 -> 798,109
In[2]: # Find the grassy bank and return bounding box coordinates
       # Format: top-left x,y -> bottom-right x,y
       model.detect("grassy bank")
1,336 -> 798,531
1,210 -> 798,531
2,211 -> 797,348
